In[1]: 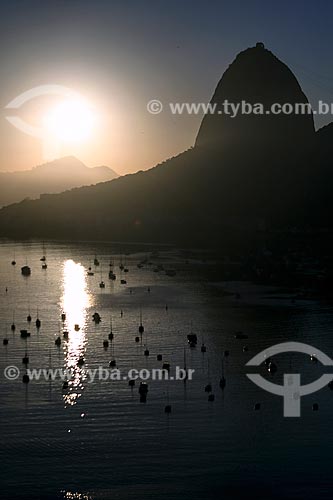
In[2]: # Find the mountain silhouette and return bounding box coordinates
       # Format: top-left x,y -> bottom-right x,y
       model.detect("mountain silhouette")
0,44 -> 328,248
196,42 -> 314,152
0,157 -> 118,207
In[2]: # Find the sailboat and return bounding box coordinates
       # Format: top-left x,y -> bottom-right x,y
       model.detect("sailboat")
109,334 -> 116,367
36,308 -> 41,329
204,358 -> 212,393
99,266 -> 105,288
108,316 -> 114,340
27,304 -> 32,322
120,267 -> 127,284
87,266 -> 94,276
11,310 -> 16,332
108,260 -> 116,280
164,384 -> 172,414
40,242 -> 46,262
183,347 -> 188,383
139,309 -> 144,336
219,358 -> 226,390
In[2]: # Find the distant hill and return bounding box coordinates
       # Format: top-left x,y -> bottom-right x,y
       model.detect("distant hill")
0,157 -> 118,207
0,43 -> 329,249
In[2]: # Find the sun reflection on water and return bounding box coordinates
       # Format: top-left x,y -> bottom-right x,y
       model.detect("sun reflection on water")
61,259 -> 91,406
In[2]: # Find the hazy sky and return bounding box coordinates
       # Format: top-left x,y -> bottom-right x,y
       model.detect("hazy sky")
1,0 -> 333,174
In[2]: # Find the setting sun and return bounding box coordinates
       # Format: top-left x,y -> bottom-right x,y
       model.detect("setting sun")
43,98 -> 96,143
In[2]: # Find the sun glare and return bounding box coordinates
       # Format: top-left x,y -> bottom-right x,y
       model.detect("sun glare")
43,98 -> 96,143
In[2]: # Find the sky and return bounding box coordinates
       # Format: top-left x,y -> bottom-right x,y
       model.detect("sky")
1,0 -> 333,175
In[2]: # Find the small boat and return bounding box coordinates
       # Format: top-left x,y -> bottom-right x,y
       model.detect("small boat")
61,312 -> 66,321
165,269 -> 176,277
109,359 -> 116,367
55,336 -> 61,346
138,382 -> 148,395
77,357 -> 85,367
11,260 -> 16,266
162,362 -> 170,371
208,394 -> 215,402
165,404 -> 172,413
157,354 -> 163,361
94,257 -> 100,266
74,324 -> 80,331
99,281 -> 105,288
36,318 -> 41,329
219,376 -> 226,389
21,265 -> 31,276
22,354 -> 29,365
42,262 -> 48,270
187,333 -> 197,346
108,270 -> 116,280
234,332 -> 248,340
27,314 -> 32,322
204,384 -> 212,393
62,381 -> 69,390
135,336 -> 140,343
22,373 -> 30,384
103,340 -> 109,348
201,343 -> 207,353
92,312 -> 101,323
254,403 -> 261,411
20,329 -> 31,339
128,379 -> 135,387
144,348 -> 150,356
310,355 -> 318,363
120,279 -> 127,285
63,331 -> 69,340
3,338 -> 9,346
87,267 -> 94,276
